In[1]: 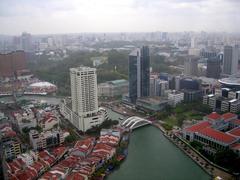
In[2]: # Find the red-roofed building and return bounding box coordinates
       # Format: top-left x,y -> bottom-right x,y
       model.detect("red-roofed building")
222,112 -> 238,122
98,135 -> 120,147
92,143 -> 116,160
230,119 -> 240,129
183,112 -> 240,154
71,138 -> 95,157
183,121 -> 211,141
66,172 -> 88,180
205,112 -> 221,121
38,112 -> 58,131
51,146 -> 67,158
227,127 -> 240,137
230,143 -> 240,155
197,127 -> 237,144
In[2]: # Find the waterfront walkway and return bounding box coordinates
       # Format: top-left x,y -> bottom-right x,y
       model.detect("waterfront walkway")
153,122 -> 235,180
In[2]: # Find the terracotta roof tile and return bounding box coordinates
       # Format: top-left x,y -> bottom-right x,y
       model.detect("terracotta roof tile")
198,127 -> 237,144
206,112 -> 221,120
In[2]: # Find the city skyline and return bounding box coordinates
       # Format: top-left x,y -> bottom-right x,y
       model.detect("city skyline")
1,0 -> 240,35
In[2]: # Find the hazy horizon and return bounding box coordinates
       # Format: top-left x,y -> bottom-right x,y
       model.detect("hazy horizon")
1,0 -> 240,35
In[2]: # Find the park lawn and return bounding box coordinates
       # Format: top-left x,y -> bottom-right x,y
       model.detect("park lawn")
165,116 -> 178,126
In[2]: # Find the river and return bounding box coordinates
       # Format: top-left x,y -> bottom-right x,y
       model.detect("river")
108,126 -> 210,180
0,95 -> 61,105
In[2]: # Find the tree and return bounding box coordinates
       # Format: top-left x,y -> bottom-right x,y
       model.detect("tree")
214,149 -> 238,169
65,135 -> 77,143
190,141 -> 203,151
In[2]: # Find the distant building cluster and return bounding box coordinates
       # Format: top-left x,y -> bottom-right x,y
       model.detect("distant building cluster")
0,50 -> 57,96
203,88 -> 240,113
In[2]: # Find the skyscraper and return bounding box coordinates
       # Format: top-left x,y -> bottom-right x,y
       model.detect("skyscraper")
223,45 -> 239,75
70,67 -> 98,116
69,66 -> 104,131
128,46 -> 150,104
206,56 -> 221,79
128,49 -> 140,104
184,56 -> 198,76
140,46 -> 150,97
21,32 -> 32,52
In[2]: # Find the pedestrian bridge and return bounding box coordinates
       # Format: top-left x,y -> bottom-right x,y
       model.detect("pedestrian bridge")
121,116 -> 152,130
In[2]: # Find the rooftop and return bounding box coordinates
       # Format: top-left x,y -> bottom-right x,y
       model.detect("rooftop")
185,121 -> 211,133
221,112 -> 237,121
227,127 -> 240,137
231,143 -> 240,150
206,112 -> 221,120
197,127 -> 237,144
108,79 -> 128,85
70,66 -> 96,73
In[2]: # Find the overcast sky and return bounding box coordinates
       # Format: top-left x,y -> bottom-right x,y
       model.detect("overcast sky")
0,0 -> 239,35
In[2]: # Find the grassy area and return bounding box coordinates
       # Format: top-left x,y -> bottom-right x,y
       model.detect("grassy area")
155,101 -> 212,130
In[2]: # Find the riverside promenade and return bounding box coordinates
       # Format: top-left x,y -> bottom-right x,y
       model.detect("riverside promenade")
153,122 -> 236,180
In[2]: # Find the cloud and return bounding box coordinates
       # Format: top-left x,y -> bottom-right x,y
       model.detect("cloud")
0,0 -> 239,34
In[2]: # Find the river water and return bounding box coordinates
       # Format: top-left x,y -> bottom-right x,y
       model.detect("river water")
108,126 -> 210,180
0,95 -> 210,180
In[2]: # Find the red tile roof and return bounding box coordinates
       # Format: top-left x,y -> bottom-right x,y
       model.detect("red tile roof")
228,127 -> 240,137
30,161 -> 44,172
231,143 -> 240,150
222,112 -> 237,121
185,121 -> 211,133
40,171 -> 59,180
198,127 -> 237,144
66,172 -> 85,180
206,112 -> 221,120
232,119 -> 240,126
51,146 -> 67,158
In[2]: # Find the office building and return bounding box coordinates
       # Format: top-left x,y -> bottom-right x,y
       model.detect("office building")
223,45 -> 239,75
183,89 -> 203,102
98,79 -> 128,97
168,90 -> 184,107
128,46 -> 150,103
140,46 -> 150,97
180,78 -> 200,90
184,56 -> 198,76
128,49 -> 140,103
206,56 -> 221,79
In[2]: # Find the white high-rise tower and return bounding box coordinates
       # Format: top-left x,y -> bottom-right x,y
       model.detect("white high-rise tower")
70,67 -> 98,116
67,66 -> 105,131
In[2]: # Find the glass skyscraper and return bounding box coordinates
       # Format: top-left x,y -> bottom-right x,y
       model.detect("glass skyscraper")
128,46 -> 150,104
